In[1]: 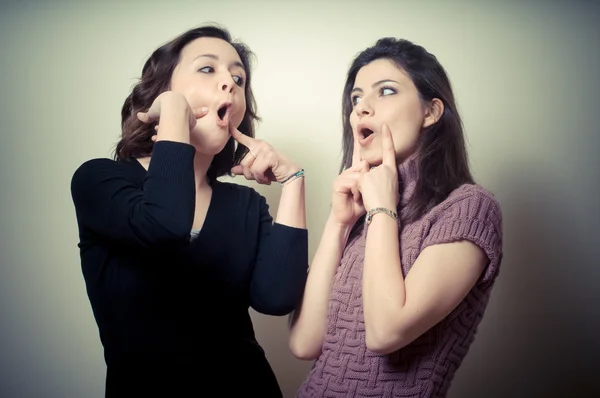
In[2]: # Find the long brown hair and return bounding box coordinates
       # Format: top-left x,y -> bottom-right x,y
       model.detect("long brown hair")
115,24 -> 259,182
341,38 -> 474,224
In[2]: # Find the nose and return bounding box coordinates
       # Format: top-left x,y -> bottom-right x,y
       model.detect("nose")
355,98 -> 372,118
219,74 -> 235,93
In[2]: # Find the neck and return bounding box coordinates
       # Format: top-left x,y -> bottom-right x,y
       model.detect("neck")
193,151 -> 213,190
397,154 -> 419,207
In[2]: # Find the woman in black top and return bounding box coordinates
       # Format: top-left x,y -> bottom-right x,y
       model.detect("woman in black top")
70,25 -> 308,397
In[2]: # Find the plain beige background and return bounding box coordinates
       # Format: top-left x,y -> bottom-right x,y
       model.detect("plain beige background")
1,0 -> 599,397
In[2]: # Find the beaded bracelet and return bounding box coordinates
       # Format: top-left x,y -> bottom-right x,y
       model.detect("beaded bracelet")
280,169 -> 305,186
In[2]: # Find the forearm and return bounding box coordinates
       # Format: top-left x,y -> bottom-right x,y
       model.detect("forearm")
363,213 -> 406,348
289,214 -> 351,359
154,95 -> 191,145
250,223 -> 308,316
275,176 -> 306,229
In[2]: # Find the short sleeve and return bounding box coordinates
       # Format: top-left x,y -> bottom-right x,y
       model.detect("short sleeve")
421,185 -> 503,284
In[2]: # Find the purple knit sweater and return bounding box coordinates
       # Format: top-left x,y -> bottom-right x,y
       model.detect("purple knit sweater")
297,157 -> 503,398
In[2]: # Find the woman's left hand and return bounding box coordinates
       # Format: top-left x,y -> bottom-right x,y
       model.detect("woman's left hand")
230,125 -> 301,185
359,124 -> 400,211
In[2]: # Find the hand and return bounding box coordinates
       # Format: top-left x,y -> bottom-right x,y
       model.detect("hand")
137,91 -> 209,139
229,126 -> 301,185
358,124 -> 399,212
330,136 -> 369,226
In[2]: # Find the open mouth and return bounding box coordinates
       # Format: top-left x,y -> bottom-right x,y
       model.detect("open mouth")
357,124 -> 377,145
216,102 -> 232,127
217,105 -> 228,120
361,128 -> 374,139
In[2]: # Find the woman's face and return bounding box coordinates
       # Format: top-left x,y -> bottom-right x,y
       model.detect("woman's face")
349,58 -> 439,166
170,37 -> 247,155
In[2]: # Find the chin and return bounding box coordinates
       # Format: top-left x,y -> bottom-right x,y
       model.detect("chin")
361,150 -> 383,167
368,159 -> 383,168
192,130 -> 231,155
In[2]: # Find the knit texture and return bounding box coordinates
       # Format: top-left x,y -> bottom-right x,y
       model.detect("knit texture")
297,157 -> 503,397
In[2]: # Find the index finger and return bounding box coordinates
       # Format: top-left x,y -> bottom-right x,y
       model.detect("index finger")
230,125 -> 256,149
351,136 -> 361,167
381,124 -> 397,170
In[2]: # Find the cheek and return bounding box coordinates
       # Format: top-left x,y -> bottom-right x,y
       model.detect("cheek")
232,98 -> 246,127
349,113 -> 358,132
184,86 -> 211,107
388,116 -> 421,153
389,106 -> 423,135
171,77 -> 210,107
230,100 -> 246,128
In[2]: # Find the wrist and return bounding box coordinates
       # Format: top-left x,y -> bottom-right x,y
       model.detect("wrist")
281,175 -> 304,189
326,213 -> 353,236
161,101 -> 191,121
279,168 -> 305,185
365,206 -> 399,227
156,105 -> 192,144
155,120 -> 191,144
366,201 -> 397,213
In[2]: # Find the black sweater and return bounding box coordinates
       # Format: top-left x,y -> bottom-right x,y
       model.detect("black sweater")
70,141 -> 308,397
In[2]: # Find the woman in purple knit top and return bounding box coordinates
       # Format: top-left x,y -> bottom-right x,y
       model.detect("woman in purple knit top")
290,38 -> 503,397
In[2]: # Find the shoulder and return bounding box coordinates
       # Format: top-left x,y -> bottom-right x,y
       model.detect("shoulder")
71,158 -> 142,194
73,157 -> 138,178
422,183 -> 503,283
444,184 -> 499,208
429,184 -> 502,227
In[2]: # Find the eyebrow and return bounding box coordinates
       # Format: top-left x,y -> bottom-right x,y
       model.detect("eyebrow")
193,54 -> 245,72
351,79 -> 400,94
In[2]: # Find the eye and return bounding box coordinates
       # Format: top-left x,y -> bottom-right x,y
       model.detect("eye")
351,95 -> 361,106
198,66 -> 214,73
232,75 -> 245,87
380,87 -> 396,96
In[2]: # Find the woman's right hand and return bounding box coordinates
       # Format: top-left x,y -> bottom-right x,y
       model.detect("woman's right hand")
330,140 -> 369,226
137,91 -> 208,141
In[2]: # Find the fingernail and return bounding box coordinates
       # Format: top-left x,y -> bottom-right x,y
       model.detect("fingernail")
201,107 -> 208,113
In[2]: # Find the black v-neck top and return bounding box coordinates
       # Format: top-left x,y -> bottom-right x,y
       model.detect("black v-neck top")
70,141 -> 308,397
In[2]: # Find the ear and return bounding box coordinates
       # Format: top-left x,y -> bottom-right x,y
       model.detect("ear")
422,98 -> 444,129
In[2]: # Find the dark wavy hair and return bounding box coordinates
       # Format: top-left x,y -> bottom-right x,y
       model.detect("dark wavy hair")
114,24 -> 259,182
341,38 -> 474,224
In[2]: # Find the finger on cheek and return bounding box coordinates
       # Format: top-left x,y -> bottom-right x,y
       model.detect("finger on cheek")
382,124 -> 397,168
352,141 -> 361,166
193,107 -> 209,118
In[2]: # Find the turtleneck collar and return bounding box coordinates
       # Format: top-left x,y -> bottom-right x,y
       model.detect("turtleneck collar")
397,154 -> 419,208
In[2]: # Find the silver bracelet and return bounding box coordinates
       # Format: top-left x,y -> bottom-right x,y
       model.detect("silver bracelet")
365,207 -> 398,226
